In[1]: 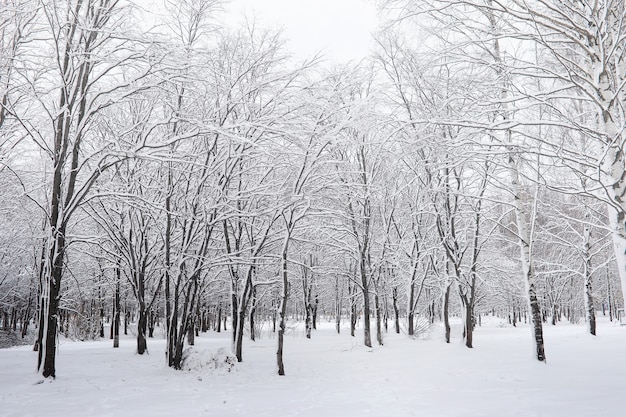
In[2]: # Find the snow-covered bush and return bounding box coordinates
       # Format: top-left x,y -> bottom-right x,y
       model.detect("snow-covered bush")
180,347 -> 236,373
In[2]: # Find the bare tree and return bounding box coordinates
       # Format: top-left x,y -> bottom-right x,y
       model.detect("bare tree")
8,0 -> 170,378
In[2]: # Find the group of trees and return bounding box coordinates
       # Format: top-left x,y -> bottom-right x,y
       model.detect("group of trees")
0,0 -> 624,377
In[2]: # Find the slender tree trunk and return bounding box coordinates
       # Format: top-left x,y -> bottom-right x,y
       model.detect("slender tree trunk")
464,301 -> 473,348
408,276 -> 416,336
335,276 -> 342,334
360,257 -> 372,348
350,281 -> 357,337
312,296 -> 318,331
607,270 -> 613,322
305,304 -> 312,339
583,223 -> 596,336
113,265 -> 120,348
250,287 -> 257,342
443,281 -> 451,344
374,292 -> 383,346
277,235 -> 289,376
21,286 -> 33,339
217,303 -> 222,332
164,169 -> 173,365
272,302 -> 276,333
393,287 -> 400,334
483,2 -> 545,362
508,149 -> 545,361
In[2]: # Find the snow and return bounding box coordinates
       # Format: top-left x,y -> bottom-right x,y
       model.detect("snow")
2,316 -> 626,417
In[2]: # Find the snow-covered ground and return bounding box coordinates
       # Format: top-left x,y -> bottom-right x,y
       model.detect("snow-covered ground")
2,316 -> 625,417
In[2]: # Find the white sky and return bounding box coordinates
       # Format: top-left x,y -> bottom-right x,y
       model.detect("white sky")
226,0 -> 379,63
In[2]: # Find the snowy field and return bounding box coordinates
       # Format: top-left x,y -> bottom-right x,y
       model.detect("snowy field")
2,317 -> 625,417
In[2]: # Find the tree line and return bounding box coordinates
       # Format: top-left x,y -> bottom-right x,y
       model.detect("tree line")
0,0 -> 625,377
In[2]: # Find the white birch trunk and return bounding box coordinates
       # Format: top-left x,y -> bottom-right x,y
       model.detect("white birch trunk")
582,222 -> 596,335
506,147 -> 546,361
484,1 -> 546,361
598,72 -> 626,312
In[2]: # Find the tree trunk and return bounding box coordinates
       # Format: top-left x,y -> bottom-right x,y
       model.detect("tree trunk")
374,292 -> 383,346
37,232 -> 65,379
137,304 -> 147,355
360,259 -> 372,348
443,282 -> 451,344
312,295 -> 318,330
235,308 -> 246,362
113,266 -> 120,348
21,287 -> 33,339
335,276 -> 342,334
277,235 -> 289,376
583,223 -> 596,336
484,3 -> 545,362
407,271 -> 418,336
217,304 -> 222,332
349,281 -> 357,337
607,270 -> 613,322
187,317 -> 195,346
393,287 -> 400,334
305,304 -> 312,339
250,287 -> 257,342
148,310 -> 155,338
464,300 -> 473,348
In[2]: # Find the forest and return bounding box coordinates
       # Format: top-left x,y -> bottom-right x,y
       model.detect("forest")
1,0 -> 625,384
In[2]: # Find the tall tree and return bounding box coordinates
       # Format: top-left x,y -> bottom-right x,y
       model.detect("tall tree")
12,0 -> 164,378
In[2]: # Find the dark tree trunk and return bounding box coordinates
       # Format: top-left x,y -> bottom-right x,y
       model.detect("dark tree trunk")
359,257 -> 372,348
235,308 -> 245,362
464,302 -> 473,348
11,308 -> 18,331
428,298 -> 433,324
250,287 -> 257,342
607,270 -> 613,322
305,305 -> 312,339
443,282 -> 451,344
217,304 -> 222,333
137,305 -> 147,355
392,287 -> 400,334
231,291 -> 238,345
335,276 -> 342,334
187,317 -> 195,346
349,282 -> 357,337
99,288 -> 105,338
113,266 -> 120,348
21,287 -> 33,338
374,292 -> 383,346
38,232 -> 66,379
124,308 -> 129,336
148,310 -> 155,338
312,295 -> 318,330
408,278 -> 416,336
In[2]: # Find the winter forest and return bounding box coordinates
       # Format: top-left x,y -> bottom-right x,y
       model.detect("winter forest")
2,0 -> 626,415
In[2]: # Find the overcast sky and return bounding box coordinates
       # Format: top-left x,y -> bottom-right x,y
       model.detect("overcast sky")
226,0 -> 379,63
